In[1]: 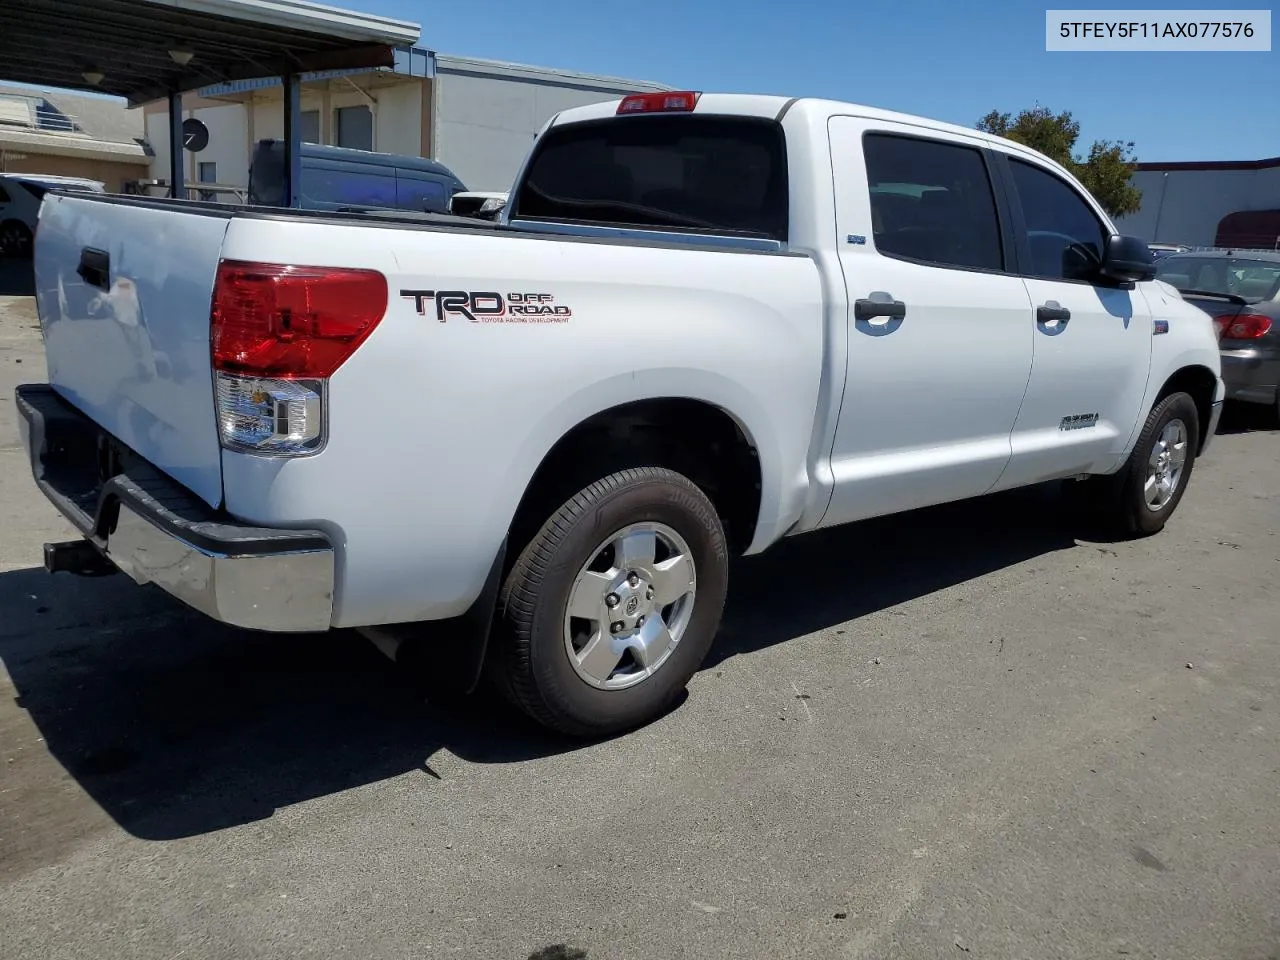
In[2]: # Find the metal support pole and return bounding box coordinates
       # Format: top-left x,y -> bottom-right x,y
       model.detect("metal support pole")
167,90 -> 185,200
283,72 -> 301,208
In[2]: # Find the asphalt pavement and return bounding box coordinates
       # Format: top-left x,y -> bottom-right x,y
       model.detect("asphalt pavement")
1,293 -> 1278,960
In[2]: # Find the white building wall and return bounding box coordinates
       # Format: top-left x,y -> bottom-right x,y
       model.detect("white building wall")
432,56 -> 670,192
251,98 -> 284,145
147,102 -> 250,189
142,54 -> 670,197
372,82 -> 421,156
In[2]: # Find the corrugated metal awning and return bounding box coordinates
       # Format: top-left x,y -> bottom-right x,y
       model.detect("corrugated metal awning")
0,0 -> 421,105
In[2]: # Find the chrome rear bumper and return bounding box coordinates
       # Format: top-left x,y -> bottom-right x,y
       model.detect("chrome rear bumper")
16,384 -> 334,633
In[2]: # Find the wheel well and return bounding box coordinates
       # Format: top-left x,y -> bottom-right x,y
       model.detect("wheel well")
1155,365 -> 1217,452
508,399 -> 762,559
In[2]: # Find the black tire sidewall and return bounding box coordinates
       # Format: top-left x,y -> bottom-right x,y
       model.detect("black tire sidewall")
515,471 -> 728,735
1123,392 -> 1200,534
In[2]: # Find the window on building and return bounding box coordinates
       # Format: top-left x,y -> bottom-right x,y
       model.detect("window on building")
197,161 -> 217,202
300,110 -> 320,144
334,105 -> 373,151
862,133 -> 1004,272
1007,158 -> 1108,283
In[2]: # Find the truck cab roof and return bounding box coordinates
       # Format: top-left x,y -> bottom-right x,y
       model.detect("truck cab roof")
548,93 -> 1079,185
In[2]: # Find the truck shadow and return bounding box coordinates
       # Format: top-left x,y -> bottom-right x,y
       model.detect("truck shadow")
0,482 -> 1080,843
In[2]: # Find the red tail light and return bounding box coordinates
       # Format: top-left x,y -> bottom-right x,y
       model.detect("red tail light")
1218,313 -> 1272,340
617,91 -> 700,114
211,260 -> 387,378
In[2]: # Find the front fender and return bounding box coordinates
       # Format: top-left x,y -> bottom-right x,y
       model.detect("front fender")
1110,286 -> 1224,469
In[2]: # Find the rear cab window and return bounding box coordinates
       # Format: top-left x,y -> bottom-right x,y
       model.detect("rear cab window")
510,115 -> 789,242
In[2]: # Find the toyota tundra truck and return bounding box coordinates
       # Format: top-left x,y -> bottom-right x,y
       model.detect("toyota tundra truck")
16,91 -> 1224,737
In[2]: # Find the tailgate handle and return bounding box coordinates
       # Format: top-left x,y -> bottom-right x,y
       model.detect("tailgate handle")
77,247 -> 110,291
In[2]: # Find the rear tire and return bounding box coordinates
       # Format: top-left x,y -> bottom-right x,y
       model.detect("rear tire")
1072,391 -> 1200,537
493,467 -> 729,738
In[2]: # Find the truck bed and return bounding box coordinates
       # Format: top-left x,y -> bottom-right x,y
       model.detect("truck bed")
32,190 -> 825,626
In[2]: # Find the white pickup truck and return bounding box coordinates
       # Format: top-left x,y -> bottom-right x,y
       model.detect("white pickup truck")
17,91 -> 1223,737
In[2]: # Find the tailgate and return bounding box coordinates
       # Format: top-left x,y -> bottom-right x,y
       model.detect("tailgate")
33,194 -> 232,508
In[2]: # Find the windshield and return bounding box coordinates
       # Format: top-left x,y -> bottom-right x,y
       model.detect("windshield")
1156,256 -> 1280,301
512,115 -> 789,241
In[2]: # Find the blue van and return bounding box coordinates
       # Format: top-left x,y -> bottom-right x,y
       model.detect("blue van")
248,140 -> 468,214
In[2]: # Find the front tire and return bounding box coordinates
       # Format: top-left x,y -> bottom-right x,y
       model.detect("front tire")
493,467 -> 729,737
1074,391 -> 1200,537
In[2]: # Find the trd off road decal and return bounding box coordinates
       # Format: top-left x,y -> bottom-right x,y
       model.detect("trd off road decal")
400,289 -> 572,324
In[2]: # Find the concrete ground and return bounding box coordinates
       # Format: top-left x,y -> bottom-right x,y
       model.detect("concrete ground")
1,293 -> 1278,960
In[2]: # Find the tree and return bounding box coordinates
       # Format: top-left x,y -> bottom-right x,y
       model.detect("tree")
977,106 -> 1142,219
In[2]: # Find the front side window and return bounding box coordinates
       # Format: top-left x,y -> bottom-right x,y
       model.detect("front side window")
1008,159 -> 1108,282
863,133 -> 1004,272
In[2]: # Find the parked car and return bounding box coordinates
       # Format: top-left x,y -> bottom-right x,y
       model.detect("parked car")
449,190 -> 508,220
1154,249 -> 1280,420
1148,242 -> 1192,260
0,173 -> 104,258
18,91 -> 1223,737
247,140 -> 468,214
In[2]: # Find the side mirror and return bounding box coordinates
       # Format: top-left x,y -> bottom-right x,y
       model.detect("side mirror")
1099,234 -> 1157,283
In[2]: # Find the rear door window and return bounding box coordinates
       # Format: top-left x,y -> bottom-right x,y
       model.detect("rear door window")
862,133 -> 1004,271
512,115 -> 789,241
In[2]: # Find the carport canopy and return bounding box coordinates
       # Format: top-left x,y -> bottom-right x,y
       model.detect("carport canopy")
0,0 -> 421,201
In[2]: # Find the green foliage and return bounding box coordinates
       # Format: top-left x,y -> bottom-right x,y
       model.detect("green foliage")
977,106 -> 1142,218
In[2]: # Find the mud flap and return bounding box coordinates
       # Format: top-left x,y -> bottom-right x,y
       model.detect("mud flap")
362,538 -> 508,697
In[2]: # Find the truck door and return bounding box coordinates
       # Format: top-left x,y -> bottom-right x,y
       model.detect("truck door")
820,118 -> 1036,527
988,154 -> 1154,490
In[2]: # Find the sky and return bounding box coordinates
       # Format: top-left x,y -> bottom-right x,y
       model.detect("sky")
339,0 -> 1279,162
